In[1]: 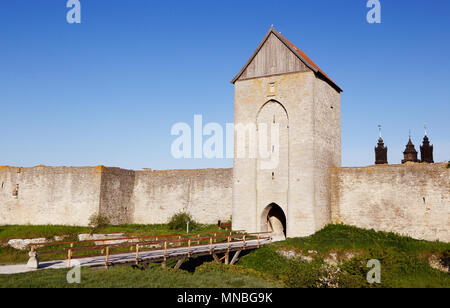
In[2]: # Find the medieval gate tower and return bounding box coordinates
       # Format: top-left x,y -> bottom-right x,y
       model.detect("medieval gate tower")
231,28 -> 343,239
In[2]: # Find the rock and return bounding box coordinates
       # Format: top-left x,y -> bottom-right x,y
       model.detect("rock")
78,234 -> 94,241
8,238 -> 47,250
429,255 -> 449,273
26,251 -> 39,269
78,233 -> 131,245
324,252 -> 339,266
277,249 -> 313,262
54,235 -> 67,242
344,252 -> 355,260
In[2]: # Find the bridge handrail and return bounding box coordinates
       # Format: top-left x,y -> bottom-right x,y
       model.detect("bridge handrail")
36,233 -> 270,254
27,231 -> 272,267
27,230 -> 247,248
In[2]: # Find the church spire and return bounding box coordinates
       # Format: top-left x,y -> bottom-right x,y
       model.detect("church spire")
402,132 -> 419,164
375,125 -> 388,164
420,123 -> 434,163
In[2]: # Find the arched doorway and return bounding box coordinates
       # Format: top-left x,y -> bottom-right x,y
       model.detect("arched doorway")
261,203 -> 286,241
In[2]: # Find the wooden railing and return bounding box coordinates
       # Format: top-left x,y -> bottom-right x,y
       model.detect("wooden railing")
27,230 -> 272,268
217,220 -> 232,230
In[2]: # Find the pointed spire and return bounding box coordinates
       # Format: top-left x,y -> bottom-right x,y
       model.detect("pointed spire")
402,132 -> 419,164
375,125 -> 388,165
421,124 -> 434,163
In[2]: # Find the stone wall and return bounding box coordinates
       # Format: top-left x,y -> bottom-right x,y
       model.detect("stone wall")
132,169 -> 232,225
0,166 -> 102,226
312,75 -> 342,231
0,166 -> 233,226
99,167 -> 136,225
1,162 -> 448,242
331,162 -> 450,242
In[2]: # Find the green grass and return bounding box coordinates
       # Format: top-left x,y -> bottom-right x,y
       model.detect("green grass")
0,224 -> 448,288
0,264 -> 279,288
238,224 -> 450,288
0,224 -> 219,243
0,225 -> 90,242
0,223 -> 221,265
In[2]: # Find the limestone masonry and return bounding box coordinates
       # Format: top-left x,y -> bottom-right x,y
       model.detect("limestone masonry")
331,163 -> 449,242
0,166 -> 232,226
0,28 -> 448,242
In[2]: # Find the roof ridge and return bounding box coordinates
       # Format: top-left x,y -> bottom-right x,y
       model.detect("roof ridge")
231,28 -> 342,93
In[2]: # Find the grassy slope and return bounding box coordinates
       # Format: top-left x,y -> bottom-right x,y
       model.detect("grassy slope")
0,264 -> 278,288
0,224 -> 220,265
238,225 -> 450,288
0,224 -> 448,288
0,224 -> 219,242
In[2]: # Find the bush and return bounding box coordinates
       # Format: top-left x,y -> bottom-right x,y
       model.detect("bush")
88,214 -> 110,233
168,213 -> 197,231
283,259 -> 325,288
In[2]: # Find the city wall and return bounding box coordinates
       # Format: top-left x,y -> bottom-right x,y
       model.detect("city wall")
0,166 -> 233,226
330,162 -> 449,242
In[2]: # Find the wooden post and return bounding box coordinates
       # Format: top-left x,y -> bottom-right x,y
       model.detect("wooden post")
174,257 -> 185,270
178,235 -> 182,247
214,233 -> 217,243
135,244 -> 140,265
67,248 -> 72,268
243,235 -> 246,250
227,236 -> 231,251
230,250 -> 241,265
164,241 -> 167,264
188,240 -> 191,258
197,234 -> 200,245
225,252 -> 229,265
209,237 -> 213,254
105,246 -> 109,269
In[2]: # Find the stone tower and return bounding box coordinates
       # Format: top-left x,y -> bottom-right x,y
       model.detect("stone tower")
402,137 -> 419,164
420,135 -> 434,163
375,137 -> 388,165
231,28 -> 342,239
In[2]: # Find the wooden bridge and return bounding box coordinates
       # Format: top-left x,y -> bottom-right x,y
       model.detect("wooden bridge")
22,230 -> 272,271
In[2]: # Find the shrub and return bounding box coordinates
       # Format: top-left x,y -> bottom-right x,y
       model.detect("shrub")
283,259 -> 325,288
88,213 -> 110,233
168,213 -> 197,231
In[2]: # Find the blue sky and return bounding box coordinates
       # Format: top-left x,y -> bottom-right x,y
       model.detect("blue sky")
0,0 -> 449,170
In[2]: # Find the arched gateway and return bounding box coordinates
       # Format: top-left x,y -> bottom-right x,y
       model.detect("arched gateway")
261,203 -> 286,241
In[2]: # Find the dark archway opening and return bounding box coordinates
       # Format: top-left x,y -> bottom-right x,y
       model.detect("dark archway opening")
263,203 -> 287,241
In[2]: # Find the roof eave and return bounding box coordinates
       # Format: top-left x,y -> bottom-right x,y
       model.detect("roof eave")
231,28 -> 343,93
